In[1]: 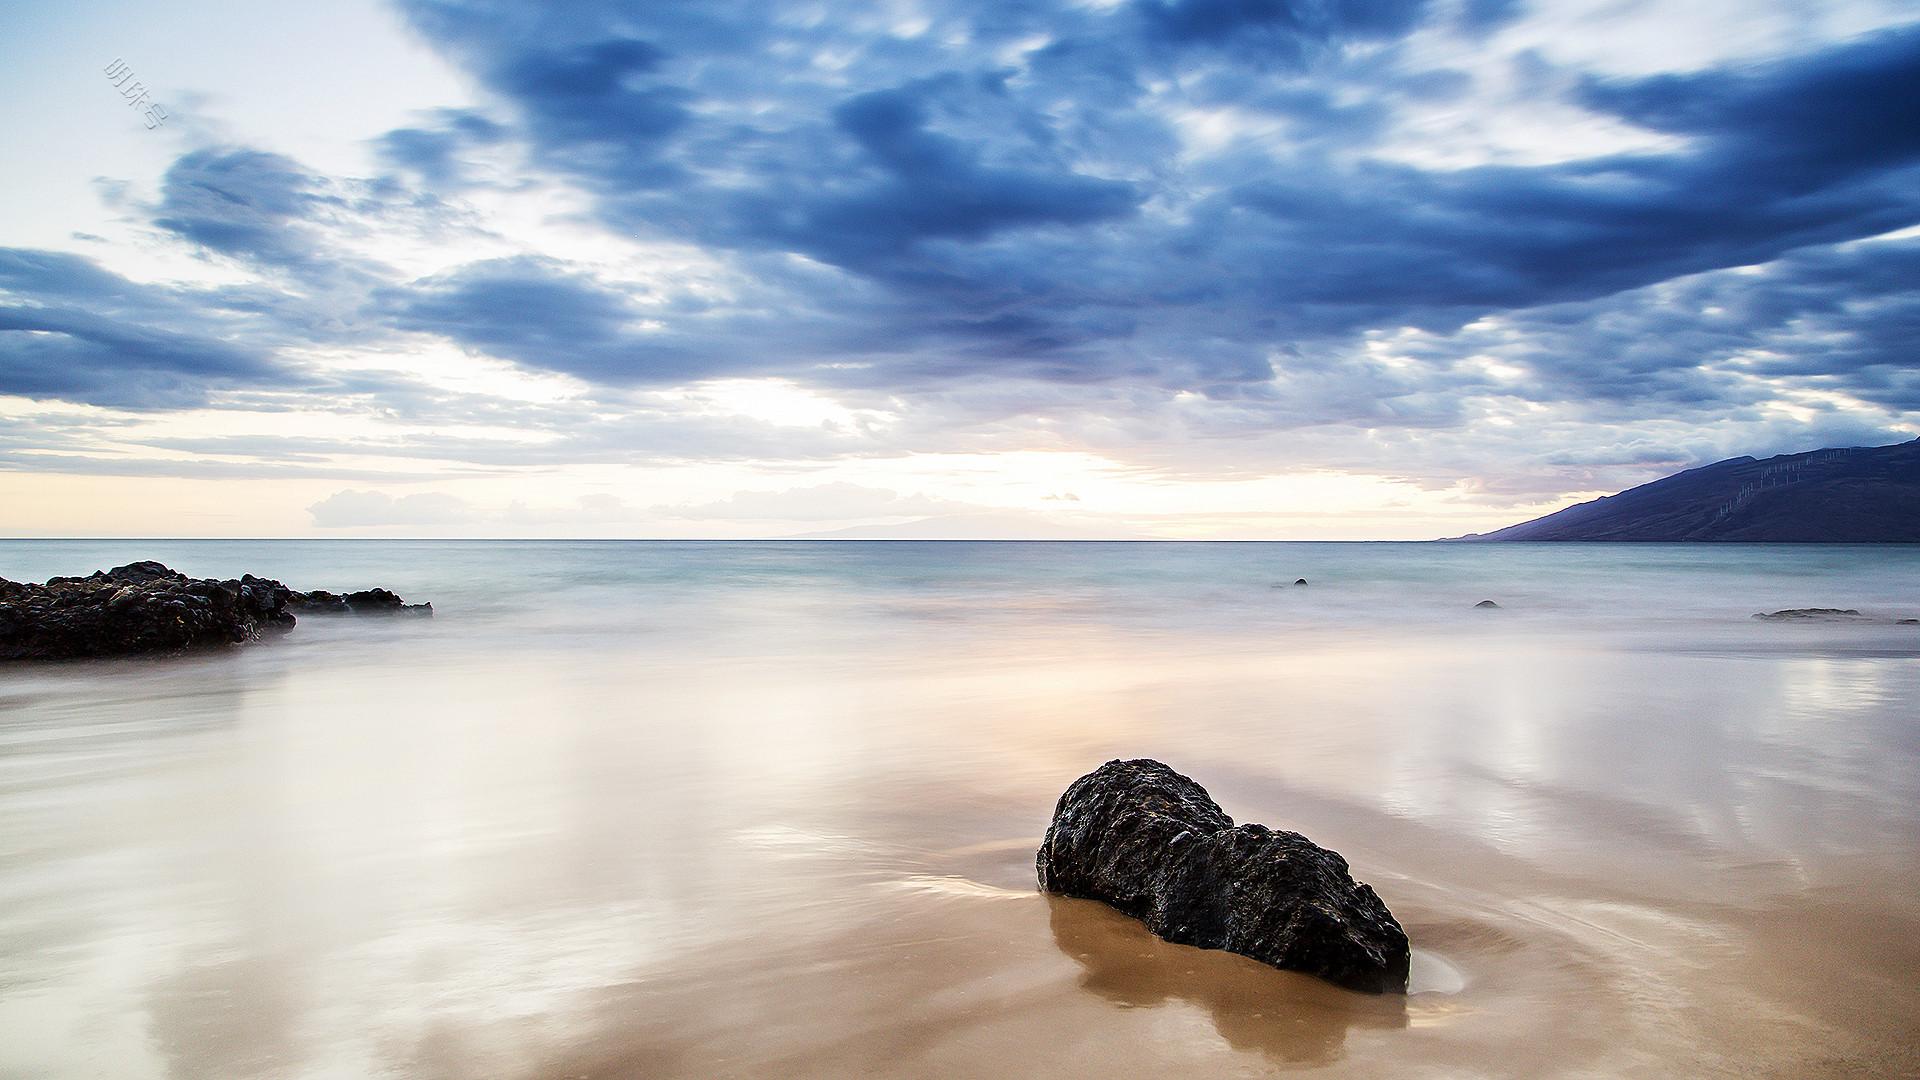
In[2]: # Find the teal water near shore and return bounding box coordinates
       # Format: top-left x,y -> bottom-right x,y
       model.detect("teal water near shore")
3,541 -> 1918,1077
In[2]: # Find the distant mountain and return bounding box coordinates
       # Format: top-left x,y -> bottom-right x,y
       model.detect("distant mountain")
1458,439 -> 1920,542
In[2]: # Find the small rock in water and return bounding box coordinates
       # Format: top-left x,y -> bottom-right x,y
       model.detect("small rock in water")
1294,578 -> 1309,586
290,587 -> 430,616
1752,608 -> 1864,621
1036,759 -> 1410,993
1474,599 -> 1500,609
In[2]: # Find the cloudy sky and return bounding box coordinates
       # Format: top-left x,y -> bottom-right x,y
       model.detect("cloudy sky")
1,0 -> 1916,539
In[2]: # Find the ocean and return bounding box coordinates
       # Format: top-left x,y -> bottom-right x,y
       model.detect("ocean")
3,540 -> 1918,1077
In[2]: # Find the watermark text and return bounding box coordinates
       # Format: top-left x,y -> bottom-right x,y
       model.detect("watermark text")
104,58 -> 168,129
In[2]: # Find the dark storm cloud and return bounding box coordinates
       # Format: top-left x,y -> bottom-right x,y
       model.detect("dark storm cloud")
495,39 -> 687,145
378,0 -> 1920,397
1391,235 -> 1920,412
1203,24 -> 1920,327
0,248 -> 298,408
401,12 -> 697,190
381,256 -> 739,382
755,77 -> 1142,265
149,145 -> 476,296
5,0 -> 1916,494
1136,0 -> 1436,63
151,148 -> 338,271
0,305 -> 267,408
1577,26 -> 1920,185
377,109 -> 508,187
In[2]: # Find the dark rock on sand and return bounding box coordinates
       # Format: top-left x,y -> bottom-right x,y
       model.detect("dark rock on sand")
1475,599 -> 1500,609
0,561 -> 429,661
1752,608 -> 1865,621
1036,759 -> 1410,994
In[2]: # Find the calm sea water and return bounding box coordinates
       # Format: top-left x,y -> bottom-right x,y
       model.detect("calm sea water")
2,541 -> 1918,1078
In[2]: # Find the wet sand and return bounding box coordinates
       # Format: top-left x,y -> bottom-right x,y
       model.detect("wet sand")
2,541 -> 1918,1078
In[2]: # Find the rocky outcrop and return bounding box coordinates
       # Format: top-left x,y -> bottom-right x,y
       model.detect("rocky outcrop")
0,561 -> 429,661
286,587 -> 425,615
1752,608 -> 1864,621
1751,608 -> 1920,624
1036,759 -> 1410,994
1475,599 -> 1501,609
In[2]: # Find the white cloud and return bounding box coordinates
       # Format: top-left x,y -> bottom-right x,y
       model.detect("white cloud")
662,482 -> 966,521
790,511 -> 1142,540
308,489 -> 475,527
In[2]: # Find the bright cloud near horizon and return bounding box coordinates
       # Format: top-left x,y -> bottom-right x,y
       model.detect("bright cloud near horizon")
1,0 -> 1916,539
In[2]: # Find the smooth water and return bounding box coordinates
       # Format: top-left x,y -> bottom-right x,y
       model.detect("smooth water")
2,541 -> 1918,1078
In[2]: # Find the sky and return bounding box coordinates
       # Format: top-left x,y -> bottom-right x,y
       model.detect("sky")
0,0 -> 1916,539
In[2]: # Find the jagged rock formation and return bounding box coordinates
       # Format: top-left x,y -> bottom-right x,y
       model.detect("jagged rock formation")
1459,439 -> 1920,542
0,561 -> 429,661
1036,759 -> 1410,994
1752,608 -> 1920,623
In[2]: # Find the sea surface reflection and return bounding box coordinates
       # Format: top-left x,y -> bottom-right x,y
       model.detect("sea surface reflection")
2,541 -> 1918,1077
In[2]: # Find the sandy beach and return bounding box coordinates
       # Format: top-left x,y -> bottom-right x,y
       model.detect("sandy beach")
3,541 -> 1917,1078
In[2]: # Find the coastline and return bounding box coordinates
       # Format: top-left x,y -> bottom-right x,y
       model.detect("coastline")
2,540 -> 1917,1078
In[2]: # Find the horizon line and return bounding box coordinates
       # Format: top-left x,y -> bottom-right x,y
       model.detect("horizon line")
0,536 -> 1457,544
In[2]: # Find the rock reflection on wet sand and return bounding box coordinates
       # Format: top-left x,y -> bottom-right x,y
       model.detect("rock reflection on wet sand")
1045,894 -> 1408,1067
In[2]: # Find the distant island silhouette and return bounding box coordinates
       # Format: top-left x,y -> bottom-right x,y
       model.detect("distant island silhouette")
1459,438 -> 1920,542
